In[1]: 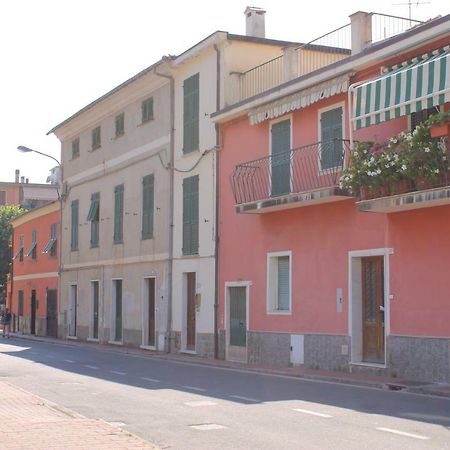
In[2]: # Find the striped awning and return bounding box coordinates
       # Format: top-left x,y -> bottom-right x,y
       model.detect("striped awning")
351,46 -> 450,129
249,75 -> 350,125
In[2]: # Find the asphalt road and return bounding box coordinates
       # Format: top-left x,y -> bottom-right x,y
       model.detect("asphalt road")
0,338 -> 449,449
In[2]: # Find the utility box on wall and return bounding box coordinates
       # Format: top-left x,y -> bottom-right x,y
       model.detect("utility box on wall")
290,334 -> 304,365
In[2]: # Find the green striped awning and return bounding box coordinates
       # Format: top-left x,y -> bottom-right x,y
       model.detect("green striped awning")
352,46 -> 450,129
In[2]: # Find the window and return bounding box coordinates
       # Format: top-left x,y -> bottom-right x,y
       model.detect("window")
25,230 -> 37,259
43,223 -> 57,257
115,113 -> 125,137
182,175 -> 199,255
183,73 -> 199,153
13,235 -> 24,261
267,252 -> 291,313
141,98 -> 153,123
142,174 -> 154,240
87,192 -> 100,248
113,279 -> 122,342
113,184 -> 124,244
270,118 -> 291,196
18,290 -> 24,316
71,200 -> 79,251
320,106 -> 343,170
0,190 -> 6,205
91,126 -> 101,150
71,138 -> 80,159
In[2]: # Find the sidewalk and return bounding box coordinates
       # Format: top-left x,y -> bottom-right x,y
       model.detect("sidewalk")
0,380 -> 158,450
6,332 -> 450,399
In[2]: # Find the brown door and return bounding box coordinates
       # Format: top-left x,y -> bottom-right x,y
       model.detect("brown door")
46,289 -> 58,338
148,278 -> 155,347
186,273 -> 196,351
362,257 -> 385,363
30,290 -> 37,335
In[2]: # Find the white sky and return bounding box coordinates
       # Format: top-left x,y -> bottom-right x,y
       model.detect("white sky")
1,0 -> 447,183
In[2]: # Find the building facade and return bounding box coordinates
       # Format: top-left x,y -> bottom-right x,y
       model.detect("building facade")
10,201 -> 59,337
214,12 -> 450,382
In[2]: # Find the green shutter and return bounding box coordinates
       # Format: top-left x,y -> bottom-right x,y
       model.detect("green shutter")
71,200 -> 79,251
142,174 -> 154,239
182,175 -> 199,255
271,119 -> 291,196
277,256 -> 290,311
183,73 -> 199,153
320,107 -> 343,170
114,185 -> 124,244
88,192 -> 100,248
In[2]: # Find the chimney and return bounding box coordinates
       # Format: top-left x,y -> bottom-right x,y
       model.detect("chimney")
350,11 -> 372,54
20,176 -> 25,184
245,6 -> 266,38
15,169 -> 20,183
26,178 -> 29,184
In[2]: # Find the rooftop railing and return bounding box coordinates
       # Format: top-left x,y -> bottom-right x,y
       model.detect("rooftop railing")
231,139 -> 351,206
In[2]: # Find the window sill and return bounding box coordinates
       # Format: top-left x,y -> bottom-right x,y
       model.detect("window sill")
108,340 -> 123,346
180,349 -> 196,355
66,335 -> 78,340
266,310 -> 292,316
138,119 -> 154,127
89,146 -> 101,152
87,337 -> 99,343
182,148 -> 199,155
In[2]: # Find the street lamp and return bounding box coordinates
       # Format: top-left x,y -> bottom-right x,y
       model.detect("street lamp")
17,144 -> 64,338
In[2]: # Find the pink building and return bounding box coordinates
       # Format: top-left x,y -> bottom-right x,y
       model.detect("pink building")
214,12 -> 450,382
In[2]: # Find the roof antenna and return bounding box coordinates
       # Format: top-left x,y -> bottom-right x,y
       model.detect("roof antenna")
392,0 -> 431,24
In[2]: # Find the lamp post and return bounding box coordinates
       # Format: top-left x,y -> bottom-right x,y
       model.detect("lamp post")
17,145 -> 63,339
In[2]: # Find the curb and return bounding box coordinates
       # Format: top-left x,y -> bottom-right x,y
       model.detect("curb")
6,333 -> 450,399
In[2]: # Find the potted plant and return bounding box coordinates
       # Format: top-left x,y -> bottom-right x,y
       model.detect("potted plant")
426,111 -> 450,138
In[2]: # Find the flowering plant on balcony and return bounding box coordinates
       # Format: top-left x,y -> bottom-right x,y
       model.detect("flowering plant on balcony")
341,123 -> 448,198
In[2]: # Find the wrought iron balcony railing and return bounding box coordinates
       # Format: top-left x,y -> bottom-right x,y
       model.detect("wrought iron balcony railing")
231,139 -> 351,206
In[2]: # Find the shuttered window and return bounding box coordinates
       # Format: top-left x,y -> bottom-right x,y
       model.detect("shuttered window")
18,290 -> 24,316
25,229 -> 37,259
113,184 -> 124,244
115,113 -> 125,137
142,98 -> 154,123
92,126 -> 101,150
267,252 -> 291,313
72,138 -> 80,159
183,73 -> 199,153
142,174 -> 154,240
43,223 -> 58,256
71,200 -> 79,251
320,106 -> 343,170
182,175 -> 199,255
88,192 -> 100,248
271,119 -> 291,196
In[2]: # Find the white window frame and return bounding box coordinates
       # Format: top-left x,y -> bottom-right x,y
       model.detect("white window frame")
317,101 -> 346,172
266,251 -> 292,315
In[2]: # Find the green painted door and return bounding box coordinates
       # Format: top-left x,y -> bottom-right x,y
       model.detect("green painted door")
320,107 -> 343,170
271,119 -> 291,196
229,287 -> 246,347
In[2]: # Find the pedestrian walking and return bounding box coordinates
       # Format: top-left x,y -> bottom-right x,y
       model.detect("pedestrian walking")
2,308 -> 12,338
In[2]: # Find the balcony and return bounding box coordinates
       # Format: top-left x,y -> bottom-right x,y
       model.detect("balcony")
235,13 -> 422,103
231,140 -> 352,213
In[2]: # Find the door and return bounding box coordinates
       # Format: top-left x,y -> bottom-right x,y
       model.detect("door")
320,106 -> 343,170
30,290 -> 36,335
227,286 -> 247,362
271,119 -> 291,196
114,280 -> 122,342
68,285 -> 77,337
92,281 -> 99,339
147,278 -> 155,347
46,289 -> 58,338
186,273 -> 196,351
362,257 -> 385,363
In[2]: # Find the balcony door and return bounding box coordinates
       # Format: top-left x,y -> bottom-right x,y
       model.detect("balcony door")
320,106 -> 343,170
270,118 -> 291,196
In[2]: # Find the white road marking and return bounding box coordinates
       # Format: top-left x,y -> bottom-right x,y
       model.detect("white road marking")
189,423 -> 227,431
141,377 -> 160,383
376,427 -> 430,440
293,408 -> 332,418
181,385 -> 206,392
184,400 -> 217,407
110,370 -> 126,376
229,395 -> 259,402
64,359 -> 75,363
85,365 -> 99,370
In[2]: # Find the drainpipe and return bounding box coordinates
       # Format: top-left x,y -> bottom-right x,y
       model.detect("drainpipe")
155,63 -> 175,353
213,44 -> 221,359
